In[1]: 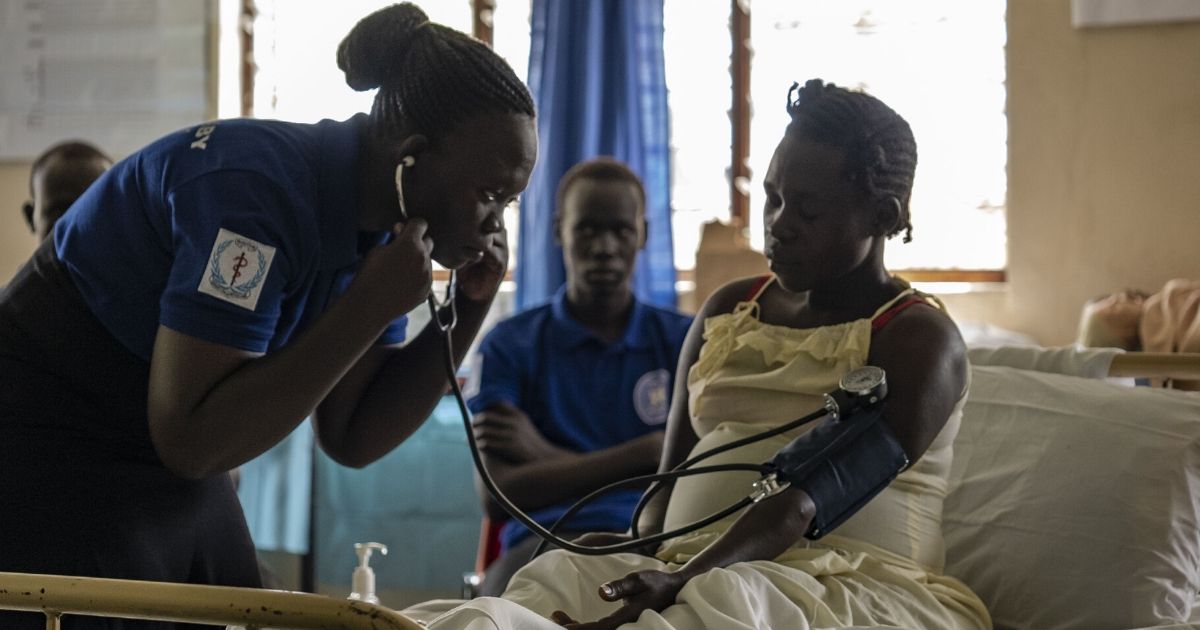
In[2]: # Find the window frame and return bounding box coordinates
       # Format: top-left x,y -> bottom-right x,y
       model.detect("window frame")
236,0 -> 1005,283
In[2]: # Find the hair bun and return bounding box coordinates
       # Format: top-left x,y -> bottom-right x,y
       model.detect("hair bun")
337,3 -> 430,91
788,78 -> 830,112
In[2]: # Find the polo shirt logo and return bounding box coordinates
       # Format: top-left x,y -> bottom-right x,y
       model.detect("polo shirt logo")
634,368 -> 670,425
198,228 -> 276,311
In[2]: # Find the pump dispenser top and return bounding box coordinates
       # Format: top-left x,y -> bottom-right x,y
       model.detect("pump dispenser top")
348,542 -> 387,605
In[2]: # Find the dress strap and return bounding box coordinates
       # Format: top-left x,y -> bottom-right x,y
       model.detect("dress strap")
870,288 -> 918,319
872,297 -> 926,332
743,274 -> 776,302
727,274 -> 775,321
870,286 -> 949,333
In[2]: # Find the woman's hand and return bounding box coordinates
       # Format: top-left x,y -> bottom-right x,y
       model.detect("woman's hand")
457,227 -> 508,302
550,570 -> 689,629
352,219 -> 433,323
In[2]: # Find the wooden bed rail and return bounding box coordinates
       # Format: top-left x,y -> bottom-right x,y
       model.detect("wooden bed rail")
1108,352 -> 1200,380
0,572 -> 423,629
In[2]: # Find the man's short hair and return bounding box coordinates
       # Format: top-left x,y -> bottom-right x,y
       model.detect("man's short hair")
555,157 -> 646,218
29,140 -> 111,195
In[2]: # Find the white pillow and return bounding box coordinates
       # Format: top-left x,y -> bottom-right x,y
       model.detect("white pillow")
944,365 -> 1200,630
957,320 -> 1041,349
966,345 -> 1121,379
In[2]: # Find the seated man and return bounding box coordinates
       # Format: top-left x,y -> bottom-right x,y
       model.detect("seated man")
467,157 -> 692,596
22,140 -> 112,240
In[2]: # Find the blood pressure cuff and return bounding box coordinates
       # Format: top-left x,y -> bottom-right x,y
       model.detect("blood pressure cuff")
768,405 -> 909,540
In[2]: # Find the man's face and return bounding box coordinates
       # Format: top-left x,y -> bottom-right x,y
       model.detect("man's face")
558,178 -> 645,299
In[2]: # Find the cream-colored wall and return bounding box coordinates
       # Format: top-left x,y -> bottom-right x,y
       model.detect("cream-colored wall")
943,0 -> 1200,345
1,163 -> 37,282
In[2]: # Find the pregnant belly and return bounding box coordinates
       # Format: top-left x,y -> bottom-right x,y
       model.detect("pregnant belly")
661,420 -> 811,532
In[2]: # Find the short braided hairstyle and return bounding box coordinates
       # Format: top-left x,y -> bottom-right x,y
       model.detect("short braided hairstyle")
556,157 -> 646,218
337,3 -> 535,139
786,79 -> 917,242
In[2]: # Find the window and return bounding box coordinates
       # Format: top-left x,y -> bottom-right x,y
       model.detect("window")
248,0 -> 472,123
223,0 -> 1006,277
486,0 -> 532,272
234,1 -> 519,273
490,0 -> 531,85
746,1 -> 1008,271
663,0 -> 732,271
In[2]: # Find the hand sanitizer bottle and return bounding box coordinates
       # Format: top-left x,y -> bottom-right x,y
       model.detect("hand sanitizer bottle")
348,542 -> 388,605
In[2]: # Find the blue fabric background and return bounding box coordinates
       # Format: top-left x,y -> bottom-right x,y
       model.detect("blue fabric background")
517,0 -> 676,309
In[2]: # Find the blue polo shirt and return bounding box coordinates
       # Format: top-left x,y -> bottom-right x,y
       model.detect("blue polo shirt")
53,114 -> 406,360
468,287 -> 693,550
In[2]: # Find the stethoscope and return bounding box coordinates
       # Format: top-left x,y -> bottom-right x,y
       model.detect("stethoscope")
395,158 -> 888,558
395,157 -> 456,334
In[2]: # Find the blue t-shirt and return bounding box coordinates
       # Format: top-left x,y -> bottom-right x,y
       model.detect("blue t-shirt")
467,287 -> 693,550
54,114 -> 406,360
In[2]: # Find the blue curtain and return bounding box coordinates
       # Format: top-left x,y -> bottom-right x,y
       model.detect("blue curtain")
516,0 -> 676,310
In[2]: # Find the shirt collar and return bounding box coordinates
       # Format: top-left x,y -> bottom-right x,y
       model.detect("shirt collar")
549,285 -> 652,350
316,113 -> 368,270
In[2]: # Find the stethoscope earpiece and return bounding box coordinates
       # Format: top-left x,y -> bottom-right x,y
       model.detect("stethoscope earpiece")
394,159 -> 413,220
394,154 -> 456,331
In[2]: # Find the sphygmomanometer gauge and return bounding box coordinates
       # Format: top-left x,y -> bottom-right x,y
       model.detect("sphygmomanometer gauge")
840,365 -> 887,398
824,366 -> 888,420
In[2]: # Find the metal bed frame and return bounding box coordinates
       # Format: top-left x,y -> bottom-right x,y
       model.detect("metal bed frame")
0,572 -> 423,629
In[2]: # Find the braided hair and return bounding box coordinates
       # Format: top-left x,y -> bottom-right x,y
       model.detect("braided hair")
337,3 -> 535,139
786,79 -> 917,243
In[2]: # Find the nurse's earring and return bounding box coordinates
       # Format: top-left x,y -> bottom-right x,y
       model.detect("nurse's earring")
394,156 -> 416,220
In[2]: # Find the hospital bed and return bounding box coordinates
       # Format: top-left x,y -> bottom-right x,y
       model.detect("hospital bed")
945,347 -> 1200,630
3,348 -> 1200,630
0,571 -> 424,629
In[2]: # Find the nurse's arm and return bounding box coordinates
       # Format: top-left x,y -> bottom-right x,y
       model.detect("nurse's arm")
312,287 -> 495,467
146,273 -> 412,479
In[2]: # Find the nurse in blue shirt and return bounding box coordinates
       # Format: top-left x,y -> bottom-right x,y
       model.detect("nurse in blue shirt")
0,3 -> 536,621
468,158 -> 693,597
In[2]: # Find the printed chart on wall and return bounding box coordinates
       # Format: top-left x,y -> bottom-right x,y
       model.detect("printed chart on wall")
0,0 -> 209,160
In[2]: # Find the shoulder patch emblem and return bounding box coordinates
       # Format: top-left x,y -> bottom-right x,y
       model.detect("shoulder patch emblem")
634,368 -> 671,425
197,228 -> 276,311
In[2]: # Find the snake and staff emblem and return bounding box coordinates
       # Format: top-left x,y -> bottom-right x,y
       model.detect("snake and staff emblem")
199,228 -> 276,310
209,239 -> 267,299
